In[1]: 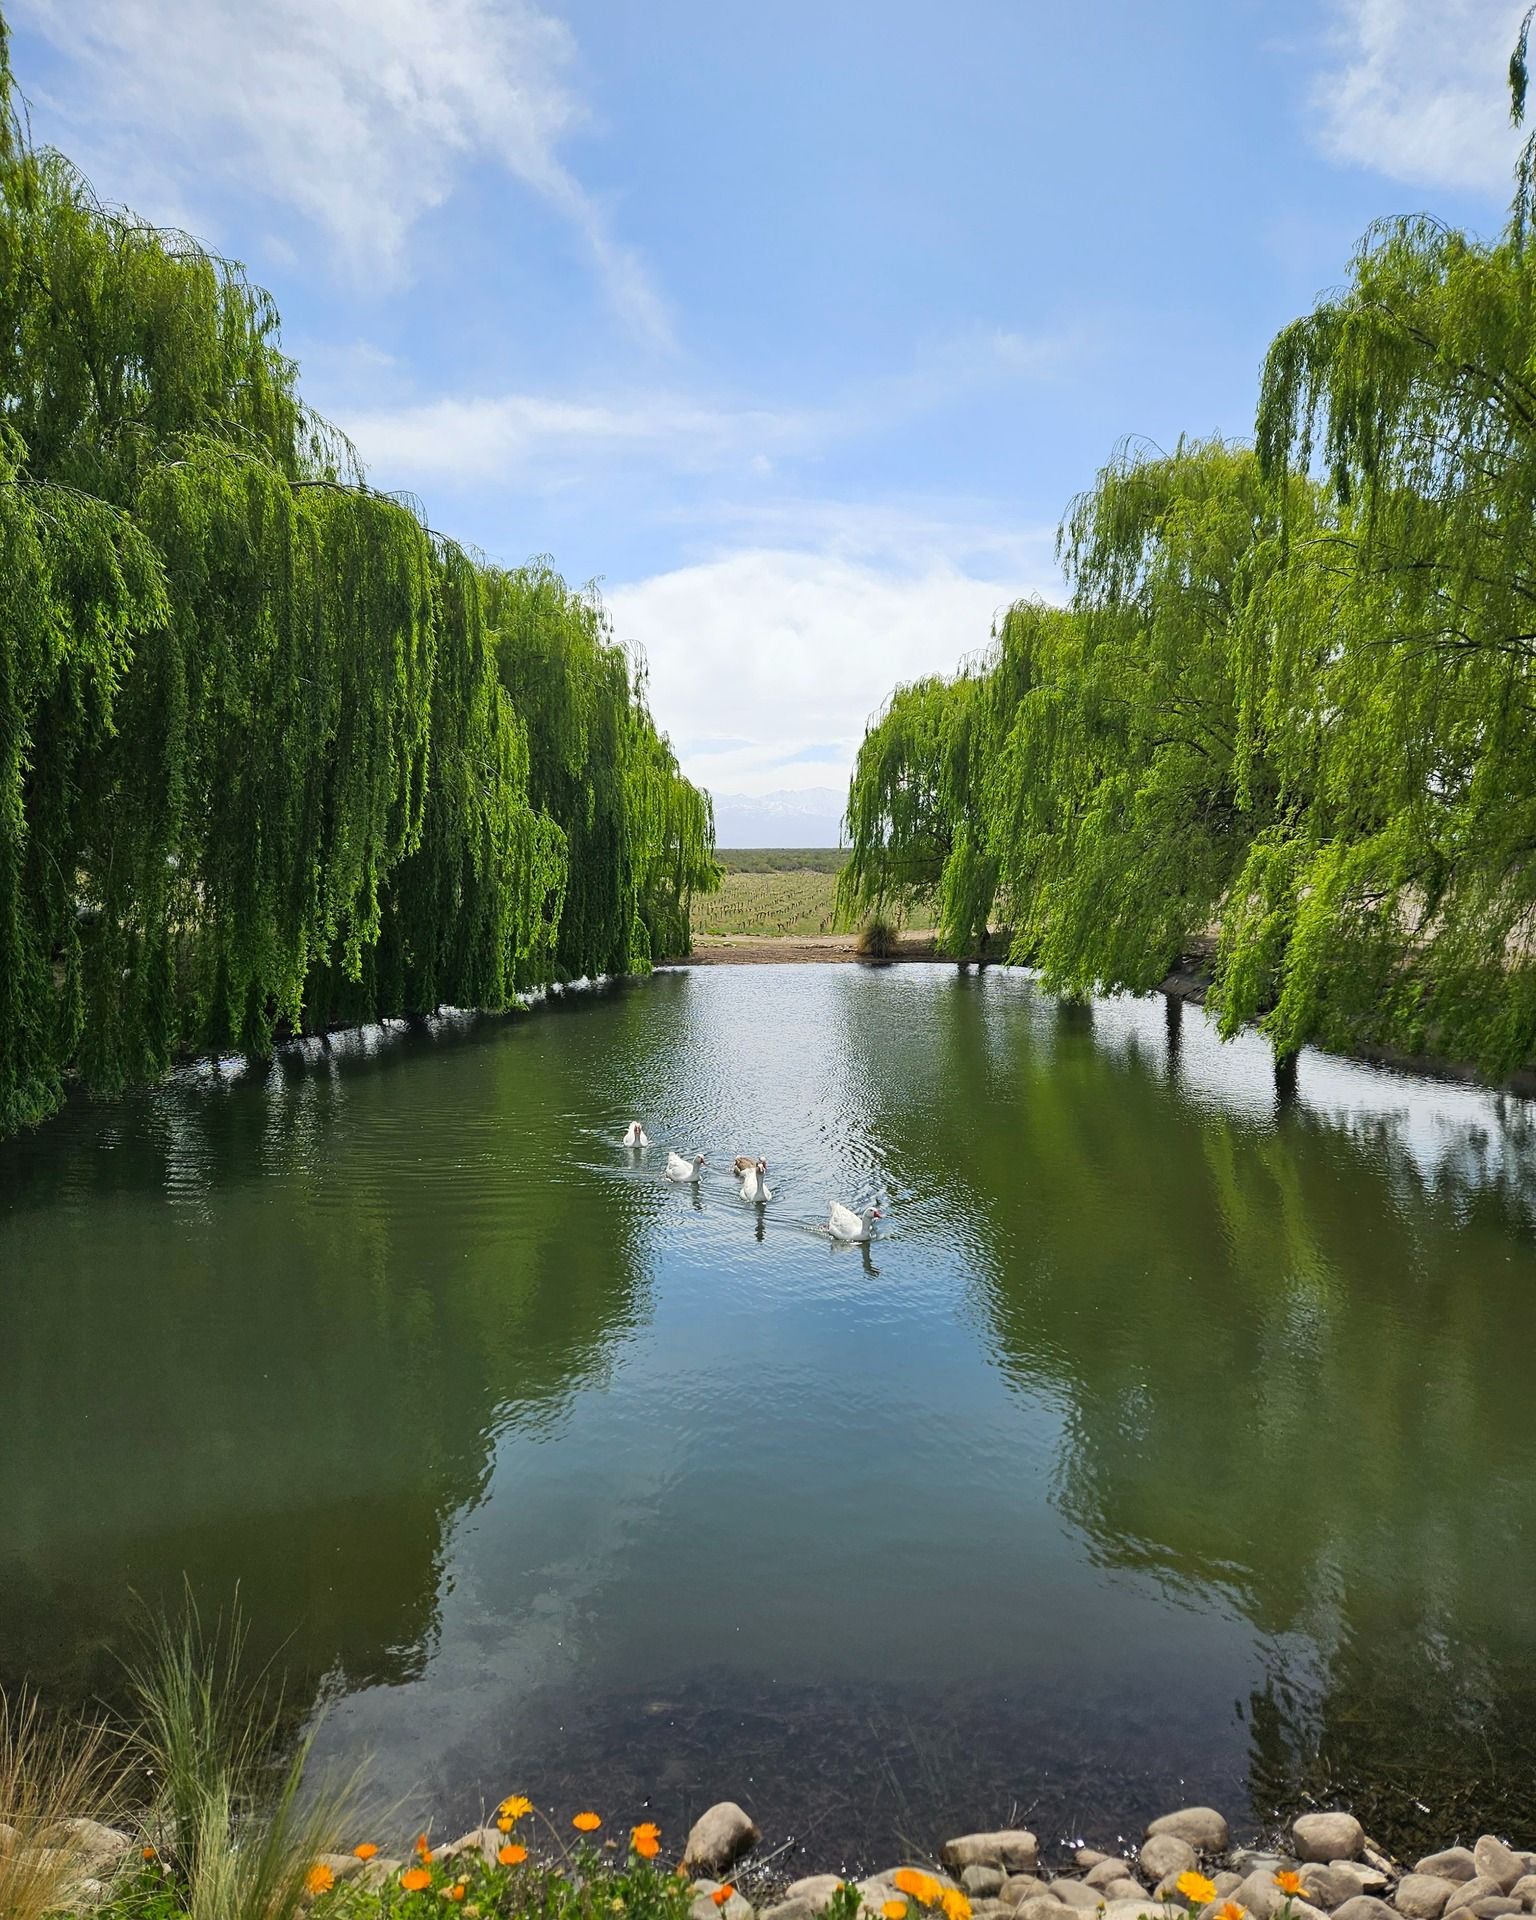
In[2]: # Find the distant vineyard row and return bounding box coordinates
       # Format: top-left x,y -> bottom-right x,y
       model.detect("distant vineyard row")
692,860 -> 932,938
715,848 -> 850,874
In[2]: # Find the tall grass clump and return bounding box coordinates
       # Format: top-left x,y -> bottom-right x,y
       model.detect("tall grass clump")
0,1689 -> 121,1920
129,1598 -> 367,1920
856,916 -> 899,959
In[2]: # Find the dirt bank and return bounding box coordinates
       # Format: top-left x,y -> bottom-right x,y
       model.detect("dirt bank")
672,931 -> 945,965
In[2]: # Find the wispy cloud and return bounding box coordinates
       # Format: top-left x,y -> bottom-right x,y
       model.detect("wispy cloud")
333,325 -> 1086,493
1310,0 -> 1526,195
11,0 -> 670,341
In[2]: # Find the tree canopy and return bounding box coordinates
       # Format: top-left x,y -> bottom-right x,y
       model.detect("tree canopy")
842,26 -> 1536,1079
0,17 -> 715,1135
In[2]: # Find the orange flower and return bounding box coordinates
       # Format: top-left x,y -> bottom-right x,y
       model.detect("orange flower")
141,1846 -> 156,1860
499,1845 -> 528,1866
354,1845 -> 380,1861
305,1863 -> 336,1896
1219,1905 -> 1246,1920
712,1888 -> 735,1908
940,1891 -> 972,1920
892,1871 -> 943,1908
415,1834 -> 433,1861
572,1812 -> 602,1833
402,1868 -> 432,1892
883,1905 -> 909,1920
1274,1876 -> 1303,1898
445,1884 -> 467,1903
500,1796 -> 534,1821
632,1823 -> 662,1860
1177,1874 -> 1218,1909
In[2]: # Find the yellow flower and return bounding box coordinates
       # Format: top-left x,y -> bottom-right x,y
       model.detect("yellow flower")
892,1871 -> 943,1907
573,1811 -> 602,1833
402,1868 -> 432,1892
497,1818 -> 513,1834
354,1845 -> 379,1861
305,1863 -> 335,1896
884,1905 -> 909,1919
1274,1876 -> 1303,1899
1177,1874 -> 1218,1909
500,1796 -> 534,1821
940,1891 -> 972,1920
498,1844 -> 528,1866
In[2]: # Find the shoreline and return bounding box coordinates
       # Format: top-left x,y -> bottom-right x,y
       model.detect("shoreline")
30,1795 -> 1536,1919
667,937 -> 1536,1100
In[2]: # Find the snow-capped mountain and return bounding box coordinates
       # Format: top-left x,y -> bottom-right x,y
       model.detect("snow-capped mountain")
709,787 -> 846,848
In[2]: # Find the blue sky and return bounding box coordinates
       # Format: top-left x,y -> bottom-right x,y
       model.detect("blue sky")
7,0 -> 1527,800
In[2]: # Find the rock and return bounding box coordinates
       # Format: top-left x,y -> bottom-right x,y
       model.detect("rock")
1148,1811 -> 1230,1855
358,1859 -> 402,1891
45,1820 -> 135,1878
945,1835 -> 1041,1876
1418,1857 -> 1479,1888
1077,1854 -> 1111,1874
1509,1879 -> 1536,1910
1013,1899 -> 1072,1920
692,1891 -> 754,1920
1331,1900 -> 1397,1920
1100,1901 -> 1181,1920
1049,1882 -> 1105,1912
999,1877 -> 1053,1907
1104,1880 -> 1150,1903
314,1853 -> 366,1883
1141,1838 -> 1198,1884
1234,1870 -> 1285,1920
1395,1877 -> 1457,1919
1088,1861 -> 1137,1891
1214,1878 -> 1243,1898
761,1902 -> 816,1920
1446,1883 -> 1505,1916
684,1805 -> 761,1878
1461,1905 -> 1521,1920
786,1877 -> 848,1912
1294,1818 -> 1366,1865
965,1870 -> 1007,1898
1475,1845 -> 1527,1897
1302,1866 -> 1389,1909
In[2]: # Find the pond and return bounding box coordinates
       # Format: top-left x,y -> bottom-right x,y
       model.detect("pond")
2,964 -> 1534,1867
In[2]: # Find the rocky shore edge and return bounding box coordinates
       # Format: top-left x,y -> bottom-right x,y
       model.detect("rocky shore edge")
22,1800 -> 1536,1920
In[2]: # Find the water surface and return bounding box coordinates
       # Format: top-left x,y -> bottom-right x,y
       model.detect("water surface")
2,966 -> 1534,1863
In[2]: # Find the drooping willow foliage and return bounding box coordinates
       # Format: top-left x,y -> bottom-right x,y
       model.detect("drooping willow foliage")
0,15 -> 715,1135
843,14 -> 1536,1076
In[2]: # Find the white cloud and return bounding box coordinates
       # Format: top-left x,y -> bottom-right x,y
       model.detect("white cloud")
1311,0 -> 1527,194
12,0 -> 669,339
608,545 -> 1060,799
339,391 -> 821,485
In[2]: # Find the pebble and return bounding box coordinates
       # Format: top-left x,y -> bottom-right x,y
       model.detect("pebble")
1141,1837 -> 1198,1883
1147,1810 -> 1231,1854
1295,1817 -> 1367,1865
684,1804 -> 762,1878
944,1834 -> 1041,1875
963,1869 -> 1007,1898
1395,1876 -> 1457,1918
1418,1855 -> 1480,1887
1475,1843 -> 1528,1898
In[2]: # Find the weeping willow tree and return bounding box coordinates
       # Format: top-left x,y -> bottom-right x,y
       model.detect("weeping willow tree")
0,15 -> 712,1136
844,16 -> 1536,1077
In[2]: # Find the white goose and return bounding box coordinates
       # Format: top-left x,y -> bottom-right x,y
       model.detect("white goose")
666,1150 -> 707,1181
739,1156 -> 773,1203
828,1200 -> 883,1241
622,1121 -> 650,1148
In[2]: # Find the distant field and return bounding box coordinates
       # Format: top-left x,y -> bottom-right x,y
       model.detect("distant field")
693,850 -> 931,939
692,865 -> 842,937
715,847 -> 849,874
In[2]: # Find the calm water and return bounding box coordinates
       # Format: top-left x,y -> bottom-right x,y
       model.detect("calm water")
2,966 -> 1535,1865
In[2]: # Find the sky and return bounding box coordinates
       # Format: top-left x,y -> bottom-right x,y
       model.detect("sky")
5,0 -> 1529,804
